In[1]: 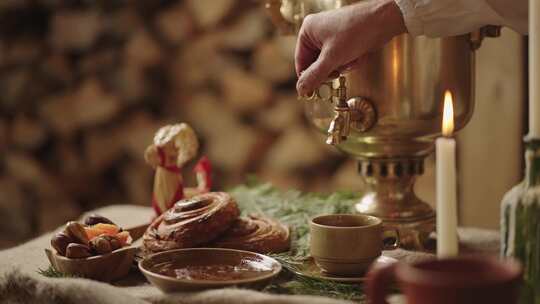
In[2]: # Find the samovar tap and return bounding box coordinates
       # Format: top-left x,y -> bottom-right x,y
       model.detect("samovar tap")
326,76 -> 351,145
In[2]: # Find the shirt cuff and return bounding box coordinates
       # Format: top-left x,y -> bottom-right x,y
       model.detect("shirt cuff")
393,0 -> 424,36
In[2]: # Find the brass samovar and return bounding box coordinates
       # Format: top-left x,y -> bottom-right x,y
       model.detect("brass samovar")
264,0 -> 500,248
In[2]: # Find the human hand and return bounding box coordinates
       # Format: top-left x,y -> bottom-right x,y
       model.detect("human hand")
295,0 -> 406,96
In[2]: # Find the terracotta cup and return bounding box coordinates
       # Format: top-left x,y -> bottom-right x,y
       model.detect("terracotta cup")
366,256 -> 522,304
310,214 -> 399,275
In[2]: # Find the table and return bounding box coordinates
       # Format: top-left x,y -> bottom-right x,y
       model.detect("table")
0,205 -> 500,304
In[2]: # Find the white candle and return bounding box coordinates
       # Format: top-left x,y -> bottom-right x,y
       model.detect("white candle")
436,91 -> 459,258
530,0 -> 540,138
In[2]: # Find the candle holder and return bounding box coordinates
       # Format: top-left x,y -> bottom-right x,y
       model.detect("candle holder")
501,137 -> 540,303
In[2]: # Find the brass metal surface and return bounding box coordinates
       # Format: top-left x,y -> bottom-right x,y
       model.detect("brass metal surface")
310,76 -> 378,144
263,0 -> 493,249
356,157 -> 434,249
305,34 -> 474,159
347,97 -> 377,132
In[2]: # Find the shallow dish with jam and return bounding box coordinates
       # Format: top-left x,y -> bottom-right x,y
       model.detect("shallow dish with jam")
138,248 -> 282,292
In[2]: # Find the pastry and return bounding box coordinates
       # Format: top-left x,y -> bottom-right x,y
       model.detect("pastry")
143,192 -> 240,253
212,215 -> 290,254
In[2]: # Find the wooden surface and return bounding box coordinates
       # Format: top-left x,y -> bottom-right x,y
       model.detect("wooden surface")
458,29 -> 525,229
415,29 -> 525,229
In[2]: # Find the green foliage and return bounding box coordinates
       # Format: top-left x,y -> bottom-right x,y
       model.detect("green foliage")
230,182 -> 364,301
266,275 -> 365,302
230,182 -> 358,259
37,265 -> 78,278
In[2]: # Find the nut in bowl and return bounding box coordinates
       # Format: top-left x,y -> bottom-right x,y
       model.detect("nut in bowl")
138,248 -> 282,292
45,214 -> 139,282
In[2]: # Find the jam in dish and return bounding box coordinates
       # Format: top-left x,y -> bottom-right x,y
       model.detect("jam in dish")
150,261 -> 273,281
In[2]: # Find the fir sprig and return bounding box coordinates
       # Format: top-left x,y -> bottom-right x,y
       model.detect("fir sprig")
230,182 -> 364,301
37,265 -> 78,278
230,182 -> 358,258
282,276 -> 365,301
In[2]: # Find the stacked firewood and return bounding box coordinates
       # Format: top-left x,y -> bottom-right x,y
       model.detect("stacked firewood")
0,0 -> 348,248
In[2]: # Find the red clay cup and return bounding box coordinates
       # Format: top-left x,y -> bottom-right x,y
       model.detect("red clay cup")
365,256 -> 522,304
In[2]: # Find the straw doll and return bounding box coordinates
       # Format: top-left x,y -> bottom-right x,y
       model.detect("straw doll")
144,123 -> 212,216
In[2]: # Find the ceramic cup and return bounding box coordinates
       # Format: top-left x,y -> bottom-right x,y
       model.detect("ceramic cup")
366,256 -> 523,304
309,214 -> 399,275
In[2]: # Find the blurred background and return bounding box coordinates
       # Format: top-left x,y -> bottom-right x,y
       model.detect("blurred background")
0,0 -> 526,249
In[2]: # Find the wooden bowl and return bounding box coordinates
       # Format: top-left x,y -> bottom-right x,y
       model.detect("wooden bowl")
45,246 -> 137,282
139,248 -> 282,292
44,223 -> 148,281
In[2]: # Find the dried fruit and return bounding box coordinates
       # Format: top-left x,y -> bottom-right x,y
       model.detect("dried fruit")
65,221 -> 89,245
84,223 -> 120,240
89,235 -> 124,255
50,232 -> 74,256
83,214 -> 115,226
65,243 -> 92,258
116,231 -> 132,246
108,236 -> 121,251
90,236 -> 113,255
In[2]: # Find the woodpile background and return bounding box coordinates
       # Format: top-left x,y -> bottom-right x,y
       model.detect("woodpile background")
0,0 -> 351,248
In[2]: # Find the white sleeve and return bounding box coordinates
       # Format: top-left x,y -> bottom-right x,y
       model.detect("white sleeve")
394,0 -> 528,37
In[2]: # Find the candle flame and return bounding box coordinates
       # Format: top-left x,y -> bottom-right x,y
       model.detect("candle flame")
442,91 -> 454,136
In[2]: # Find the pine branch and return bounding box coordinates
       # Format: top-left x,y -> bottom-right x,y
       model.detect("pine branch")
284,276 -> 365,302
230,182 -> 364,301
37,265 -> 78,278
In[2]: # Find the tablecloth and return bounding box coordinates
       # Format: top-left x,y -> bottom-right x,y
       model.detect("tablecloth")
0,205 -> 500,304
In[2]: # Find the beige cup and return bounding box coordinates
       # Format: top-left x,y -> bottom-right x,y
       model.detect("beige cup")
310,214 -> 399,275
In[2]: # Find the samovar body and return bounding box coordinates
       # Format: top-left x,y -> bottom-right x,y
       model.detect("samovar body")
265,0 -> 496,248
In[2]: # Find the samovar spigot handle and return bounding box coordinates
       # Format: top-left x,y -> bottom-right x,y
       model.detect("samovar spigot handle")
469,25 -> 502,50
324,76 -> 351,145
304,75 -> 377,145
305,75 -> 346,103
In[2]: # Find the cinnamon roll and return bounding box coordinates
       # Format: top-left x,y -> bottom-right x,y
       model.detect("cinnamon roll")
212,215 -> 290,254
143,192 -> 240,253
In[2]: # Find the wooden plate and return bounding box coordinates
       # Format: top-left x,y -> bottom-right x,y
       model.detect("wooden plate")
139,248 -> 282,292
290,255 -> 397,283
